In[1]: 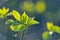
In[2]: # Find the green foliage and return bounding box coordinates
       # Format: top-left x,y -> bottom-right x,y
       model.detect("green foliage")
5,19 -> 14,24
10,24 -> 23,32
5,11 -> 39,32
51,25 -> 60,33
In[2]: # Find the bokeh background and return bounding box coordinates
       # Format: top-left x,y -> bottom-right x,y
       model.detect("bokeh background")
0,0 -> 60,40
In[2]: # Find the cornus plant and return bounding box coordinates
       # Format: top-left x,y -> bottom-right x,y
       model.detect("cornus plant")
5,10 -> 39,40
42,22 -> 60,40
0,7 -> 39,40
6,10 -> 39,32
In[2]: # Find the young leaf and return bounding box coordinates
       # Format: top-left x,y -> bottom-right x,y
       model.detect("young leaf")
42,31 -> 51,40
47,22 -> 60,33
12,10 -> 20,21
2,7 -> 9,15
21,12 -> 28,24
5,19 -> 14,24
51,25 -> 60,33
10,25 -> 15,31
6,13 -> 12,17
47,22 -> 53,31
0,7 -> 9,18
10,24 -> 23,32
28,18 -> 39,25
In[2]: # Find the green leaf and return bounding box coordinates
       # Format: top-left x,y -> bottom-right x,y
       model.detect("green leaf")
5,19 -> 14,24
0,7 -> 9,19
46,22 -> 53,31
21,12 -> 28,24
10,24 -> 23,32
6,13 -> 12,17
42,31 -> 51,40
11,21 -> 20,26
10,23 -> 28,32
19,25 -> 27,31
12,10 -> 20,21
47,22 -> 60,33
0,7 -> 9,15
51,25 -> 60,33
28,18 -> 39,25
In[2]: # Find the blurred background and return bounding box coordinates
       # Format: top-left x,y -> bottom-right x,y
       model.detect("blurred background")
0,0 -> 60,40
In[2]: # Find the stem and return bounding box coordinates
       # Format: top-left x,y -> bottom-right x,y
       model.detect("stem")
20,30 -> 25,40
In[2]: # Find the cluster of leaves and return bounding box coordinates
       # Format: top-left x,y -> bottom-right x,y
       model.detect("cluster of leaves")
42,22 -> 60,40
0,7 -> 60,40
0,7 -> 39,32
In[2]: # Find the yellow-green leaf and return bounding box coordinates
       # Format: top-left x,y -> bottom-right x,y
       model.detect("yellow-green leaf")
21,12 -> 28,24
2,7 -> 9,15
42,31 -> 51,40
10,25 -> 15,31
12,10 -> 20,21
47,22 -> 53,31
10,24 -> 23,32
5,19 -> 14,24
29,18 -> 39,25
51,25 -> 60,33
0,7 -> 9,18
47,22 -> 60,33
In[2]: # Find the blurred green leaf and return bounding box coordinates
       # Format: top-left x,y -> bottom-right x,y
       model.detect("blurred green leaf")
47,22 -> 53,31
42,31 -> 51,40
51,25 -> 60,33
20,1 -> 34,12
47,22 -> 60,33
